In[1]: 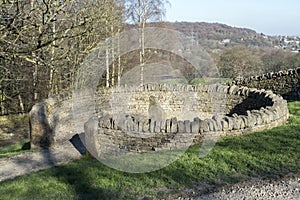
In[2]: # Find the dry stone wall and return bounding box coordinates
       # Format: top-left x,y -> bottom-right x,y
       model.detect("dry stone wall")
95,84 -> 272,121
29,79 -> 290,150
86,84 -> 289,157
232,67 -> 300,100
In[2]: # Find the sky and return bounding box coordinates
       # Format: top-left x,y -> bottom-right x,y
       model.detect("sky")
166,0 -> 300,36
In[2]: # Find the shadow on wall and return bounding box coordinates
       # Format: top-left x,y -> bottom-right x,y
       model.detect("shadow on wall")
69,133 -> 87,155
228,97 -> 273,116
233,67 -> 300,101
282,85 -> 300,101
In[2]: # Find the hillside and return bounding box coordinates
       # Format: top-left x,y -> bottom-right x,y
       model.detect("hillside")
132,22 -> 300,79
161,22 -> 277,52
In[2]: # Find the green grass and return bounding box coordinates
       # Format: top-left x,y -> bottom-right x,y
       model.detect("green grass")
0,140 -> 31,158
0,102 -> 299,199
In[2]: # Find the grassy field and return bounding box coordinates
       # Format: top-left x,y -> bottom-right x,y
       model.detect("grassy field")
0,102 -> 299,199
0,140 -> 31,158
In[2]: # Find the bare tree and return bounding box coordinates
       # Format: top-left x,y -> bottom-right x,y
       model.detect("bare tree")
0,0 -> 124,114
125,0 -> 169,85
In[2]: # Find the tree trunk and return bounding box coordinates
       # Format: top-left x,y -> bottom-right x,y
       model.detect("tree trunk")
106,47 -> 110,88
117,28 -> 122,86
111,25 -> 115,87
18,94 -> 25,113
49,20 -> 56,97
31,0 -> 38,101
138,0 -> 145,86
0,91 -> 5,115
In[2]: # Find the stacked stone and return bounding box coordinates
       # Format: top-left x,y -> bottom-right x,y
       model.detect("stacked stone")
30,82 -> 289,150
97,84 -> 288,139
231,67 -> 300,100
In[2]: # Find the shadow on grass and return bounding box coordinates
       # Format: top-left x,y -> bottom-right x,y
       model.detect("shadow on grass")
0,102 -> 300,199
146,114 -> 300,195
1,123 -> 299,199
50,160 -> 119,200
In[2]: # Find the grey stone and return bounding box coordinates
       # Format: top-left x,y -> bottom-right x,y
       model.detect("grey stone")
29,81 -> 291,151
191,119 -> 200,133
166,119 -> 171,133
138,120 -> 143,132
254,112 -> 263,125
184,120 -> 191,133
142,119 -> 150,132
208,84 -> 217,92
113,119 -> 118,130
155,121 -> 161,133
232,118 -> 239,130
150,118 -> 155,133
239,116 -> 247,129
178,121 -> 185,133
126,116 -> 134,131
245,112 -> 254,128
102,115 -> 112,129
148,96 -> 165,122
264,112 -> 273,124
241,116 -> 249,128
99,116 -> 104,128
229,85 -> 239,94
29,103 -> 54,148
133,120 -> 138,132
199,120 -> 209,133
171,117 -> 178,133
84,117 -> 99,157
241,87 -> 249,96
160,120 -> 166,133
207,119 -> 215,131
221,120 -> 229,131
212,115 -> 222,131
224,116 -> 233,131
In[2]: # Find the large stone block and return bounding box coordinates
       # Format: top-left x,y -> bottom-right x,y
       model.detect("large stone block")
199,120 -> 209,133
184,120 -> 191,133
171,117 -> 178,133
150,118 -> 155,133
191,118 -> 200,133
84,117 -> 99,157
166,119 -> 171,133
178,121 -> 185,133
142,119 -> 150,132
155,121 -> 161,133
30,103 -> 53,148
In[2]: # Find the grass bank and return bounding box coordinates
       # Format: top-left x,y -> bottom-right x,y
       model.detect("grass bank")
0,102 -> 299,199
0,114 -> 29,147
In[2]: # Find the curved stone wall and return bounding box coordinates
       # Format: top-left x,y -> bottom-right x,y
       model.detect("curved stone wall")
95,84 -> 273,121
85,84 -> 289,157
29,82 -> 290,150
232,67 -> 300,100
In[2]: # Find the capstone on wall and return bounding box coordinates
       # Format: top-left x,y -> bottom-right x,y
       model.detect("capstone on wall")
30,65 -> 299,150
232,67 -> 300,100
95,84 -> 272,122
85,84 -> 289,158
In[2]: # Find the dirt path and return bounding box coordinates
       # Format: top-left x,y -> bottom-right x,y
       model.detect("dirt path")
195,175 -> 300,200
162,174 -> 300,200
0,140 -> 82,182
